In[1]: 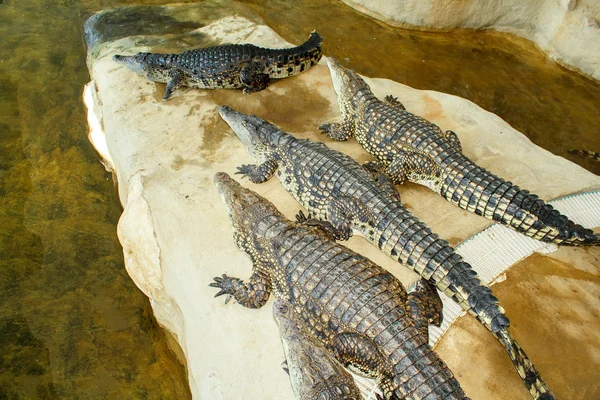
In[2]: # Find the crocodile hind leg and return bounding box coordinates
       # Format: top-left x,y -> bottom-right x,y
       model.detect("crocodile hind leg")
209,269 -> 272,309
326,195 -> 372,240
384,95 -> 406,110
363,162 -> 401,202
319,120 -> 355,141
235,159 -> 278,183
385,149 -> 443,188
240,61 -> 270,94
295,210 -> 339,241
163,69 -> 183,100
406,279 -> 443,341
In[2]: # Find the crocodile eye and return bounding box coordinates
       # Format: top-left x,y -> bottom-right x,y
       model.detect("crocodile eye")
279,304 -> 289,314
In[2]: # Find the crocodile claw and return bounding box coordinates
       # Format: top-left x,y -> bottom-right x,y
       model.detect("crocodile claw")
209,274 -> 236,304
295,210 -> 310,223
319,123 -> 332,134
235,164 -> 254,180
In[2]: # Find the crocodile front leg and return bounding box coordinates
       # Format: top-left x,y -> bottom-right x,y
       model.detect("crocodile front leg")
319,120 -> 355,141
240,61 -> 270,94
163,69 -> 183,100
331,332 -> 391,381
209,270 -> 271,309
236,159 -> 278,183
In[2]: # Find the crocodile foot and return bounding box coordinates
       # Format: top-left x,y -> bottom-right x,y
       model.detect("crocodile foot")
319,122 -> 353,141
295,210 -> 338,240
209,274 -> 240,304
235,160 -> 278,183
384,94 -> 406,110
319,123 -> 332,131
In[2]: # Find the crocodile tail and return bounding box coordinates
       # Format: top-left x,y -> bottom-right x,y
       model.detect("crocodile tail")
266,32 -> 323,79
441,155 -> 598,246
379,203 -> 509,333
300,31 -> 323,50
494,329 -> 556,400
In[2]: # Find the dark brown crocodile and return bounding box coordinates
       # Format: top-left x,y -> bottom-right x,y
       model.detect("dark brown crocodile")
211,172 -> 467,400
218,106 -> 555,400
113,31 -> 322,99
321,58 -> 598,246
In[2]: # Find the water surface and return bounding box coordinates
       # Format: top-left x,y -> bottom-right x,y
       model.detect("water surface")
242,0 -> 600,175
0,0 -> 194,397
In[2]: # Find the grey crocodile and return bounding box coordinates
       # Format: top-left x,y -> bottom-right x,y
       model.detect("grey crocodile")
321,58 -> 598,246
218,106 -> 555,399
113,31 -> 322,99
211,172 -> 466,400
273,298 -> 364,400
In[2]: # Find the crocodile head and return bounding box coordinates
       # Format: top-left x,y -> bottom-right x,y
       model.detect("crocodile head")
272,299 -> 296,338
219,105 -> 282,164
214,172 -> 284,247
327,58 -> 372,116
112,53 -> 149,75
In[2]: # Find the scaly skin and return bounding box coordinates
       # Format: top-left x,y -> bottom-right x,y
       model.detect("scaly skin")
113,32 -> 322,99
273,299 -> 363,400
218,106 -> 555,400
211,172 -> 467,400
322,58 -> 598,246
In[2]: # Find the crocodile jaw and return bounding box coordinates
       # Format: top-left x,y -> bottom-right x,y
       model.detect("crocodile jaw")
326,58 -> 347,100
218,105 -> 268,160
214,172 -> 260,217
113,54 -> 145,75
219,106 -> 253,148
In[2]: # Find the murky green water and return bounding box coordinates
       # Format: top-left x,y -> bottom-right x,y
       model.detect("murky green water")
1,0 -> 598,397
0,0 -> 194,397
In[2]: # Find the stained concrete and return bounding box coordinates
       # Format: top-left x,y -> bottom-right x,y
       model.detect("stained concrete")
85,6 -> 600,399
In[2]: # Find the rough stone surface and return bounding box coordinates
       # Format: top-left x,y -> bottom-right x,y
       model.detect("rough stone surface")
86,10 -> 600,400
341,0 -> 600,81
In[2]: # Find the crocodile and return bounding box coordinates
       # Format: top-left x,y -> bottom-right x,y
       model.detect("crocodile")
273,298 -> 364,400
113,31 -> 322,99
321,58 -> 598,246
211,172 -> 466,400
568,149 -> 600,161
218,106 -> 555,399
